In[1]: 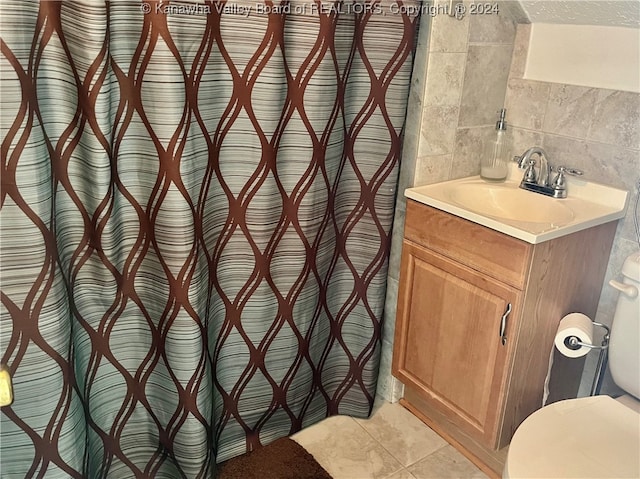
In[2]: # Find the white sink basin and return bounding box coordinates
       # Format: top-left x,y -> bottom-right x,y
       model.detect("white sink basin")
447,183 -> 575,225
404,165 -> 628,244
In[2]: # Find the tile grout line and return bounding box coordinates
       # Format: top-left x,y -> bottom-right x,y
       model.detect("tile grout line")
351,416 -> 408,478
352,406 -> 454,477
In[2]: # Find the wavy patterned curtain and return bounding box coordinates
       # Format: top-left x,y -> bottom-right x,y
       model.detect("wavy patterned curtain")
1,0 -> 419,476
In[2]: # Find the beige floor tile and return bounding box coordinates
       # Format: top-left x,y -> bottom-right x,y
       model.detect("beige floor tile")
408,445 -> 489,479
385,468 -> 418,479
292,415 -> 404,479
356,401 -> 448,467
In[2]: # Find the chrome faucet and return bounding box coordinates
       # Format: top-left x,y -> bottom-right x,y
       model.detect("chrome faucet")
514,146 -> 584,198
517,147 -> 551,187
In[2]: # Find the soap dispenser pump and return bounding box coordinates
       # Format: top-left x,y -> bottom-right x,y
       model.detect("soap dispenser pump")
481,108 -> 510,182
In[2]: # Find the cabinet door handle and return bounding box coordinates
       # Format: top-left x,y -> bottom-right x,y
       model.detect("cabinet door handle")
500,303 -> 512,345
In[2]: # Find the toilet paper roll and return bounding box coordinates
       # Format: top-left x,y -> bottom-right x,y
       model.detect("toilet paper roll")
554,313 -> 594,358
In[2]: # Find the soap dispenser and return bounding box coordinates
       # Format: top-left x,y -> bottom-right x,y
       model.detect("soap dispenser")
481,108 -> 510,182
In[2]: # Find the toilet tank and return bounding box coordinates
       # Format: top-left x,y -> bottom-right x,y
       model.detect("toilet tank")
608,251 -> 640,400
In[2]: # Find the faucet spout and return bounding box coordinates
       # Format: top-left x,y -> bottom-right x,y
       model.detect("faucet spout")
521,147 -> 551,187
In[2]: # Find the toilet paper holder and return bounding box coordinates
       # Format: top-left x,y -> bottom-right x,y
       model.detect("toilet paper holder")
564,321 -> 610,396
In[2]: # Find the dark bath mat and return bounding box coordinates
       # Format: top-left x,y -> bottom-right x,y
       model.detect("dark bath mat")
217,437 -> 332,479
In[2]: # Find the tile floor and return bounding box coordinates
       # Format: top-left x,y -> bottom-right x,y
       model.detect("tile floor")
292,400 -> 488,479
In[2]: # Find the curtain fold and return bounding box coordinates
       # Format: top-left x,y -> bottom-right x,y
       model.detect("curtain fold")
1,0 -> 420,476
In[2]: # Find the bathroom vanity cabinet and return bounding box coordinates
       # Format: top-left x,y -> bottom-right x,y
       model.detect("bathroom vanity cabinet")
392,200 -> 618,476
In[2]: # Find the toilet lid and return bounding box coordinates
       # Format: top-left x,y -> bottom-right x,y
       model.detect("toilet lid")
505,396 -> 640,478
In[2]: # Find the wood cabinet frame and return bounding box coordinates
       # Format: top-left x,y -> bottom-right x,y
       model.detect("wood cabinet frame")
392,200 -> 618,477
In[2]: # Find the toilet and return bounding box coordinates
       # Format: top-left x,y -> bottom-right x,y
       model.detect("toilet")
504,251 -> 640,478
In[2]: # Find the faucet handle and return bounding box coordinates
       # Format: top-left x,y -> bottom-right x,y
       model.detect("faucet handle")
551,166 -> 584,195
522,159 -> 537,183
555,166 -> 583,177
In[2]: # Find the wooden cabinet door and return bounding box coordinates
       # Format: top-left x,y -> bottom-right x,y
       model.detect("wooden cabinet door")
392,240 -> 521,448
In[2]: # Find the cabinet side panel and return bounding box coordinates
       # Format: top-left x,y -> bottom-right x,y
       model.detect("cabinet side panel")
499,221 -> 618,448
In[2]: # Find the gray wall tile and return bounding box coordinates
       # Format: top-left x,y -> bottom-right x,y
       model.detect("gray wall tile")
419,106 -> 460,156
388,202 -> 406,282
504,78 -> 550,130
383,277 -> 400,341
510,126 -> 544,158
424,53 -> 467,107
468,3 -> 517,44
543,84 -> 599,139
414,154 -> 453,186
589,91 -> 640,150
451,126 -> 494,178
459,45 -> 513,127
429,2 -> 470,53
508,23 -> 530,80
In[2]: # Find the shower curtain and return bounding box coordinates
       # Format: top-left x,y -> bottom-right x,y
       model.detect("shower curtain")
0,0 -> 420,476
